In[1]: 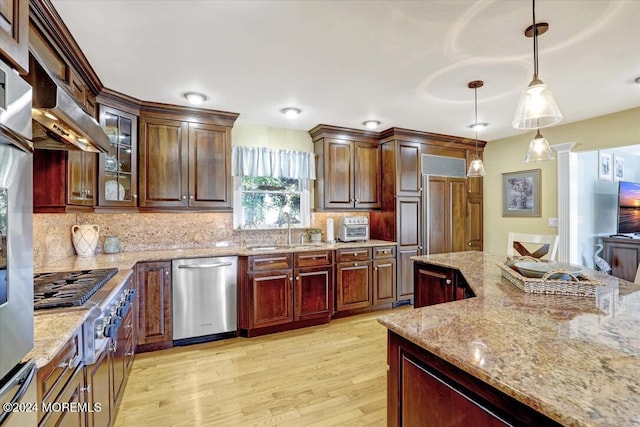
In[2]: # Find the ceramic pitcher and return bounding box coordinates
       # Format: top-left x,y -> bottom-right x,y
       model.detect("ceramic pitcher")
71,224 -> 99,257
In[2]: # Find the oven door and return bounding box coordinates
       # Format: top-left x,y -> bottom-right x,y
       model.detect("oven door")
0,135 -> 34,381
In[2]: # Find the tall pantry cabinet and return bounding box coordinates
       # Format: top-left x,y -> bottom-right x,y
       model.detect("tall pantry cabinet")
369,128 -> 485,304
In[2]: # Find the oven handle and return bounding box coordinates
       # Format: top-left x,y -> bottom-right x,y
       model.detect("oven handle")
177,262 -> 233,270
0,362 -> 36,425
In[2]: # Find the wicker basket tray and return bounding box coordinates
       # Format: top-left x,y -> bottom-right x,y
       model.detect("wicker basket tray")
499,261 -> 606,297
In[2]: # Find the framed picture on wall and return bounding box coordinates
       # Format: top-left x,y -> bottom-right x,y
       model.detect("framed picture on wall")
502,169 -> 541,217
598,151 -> 613,181
614,155 -> 625,182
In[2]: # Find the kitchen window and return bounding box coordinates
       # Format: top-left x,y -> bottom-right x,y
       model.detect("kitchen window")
231,146 -> 315,230
234,176 -> 310,229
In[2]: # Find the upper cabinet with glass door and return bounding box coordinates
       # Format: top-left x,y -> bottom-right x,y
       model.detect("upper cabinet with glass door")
98,105 -> 138,208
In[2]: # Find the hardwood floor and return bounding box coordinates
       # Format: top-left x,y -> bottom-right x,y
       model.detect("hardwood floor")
115,309 -> 400,426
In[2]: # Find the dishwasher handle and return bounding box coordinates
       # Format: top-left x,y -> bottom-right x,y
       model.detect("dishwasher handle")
177,262 -> 233,270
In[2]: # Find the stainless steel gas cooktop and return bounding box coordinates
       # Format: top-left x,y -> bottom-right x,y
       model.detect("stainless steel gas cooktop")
33,268 -> 118,310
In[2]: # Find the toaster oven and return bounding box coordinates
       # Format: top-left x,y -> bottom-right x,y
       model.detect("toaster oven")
338,216 -> 369,242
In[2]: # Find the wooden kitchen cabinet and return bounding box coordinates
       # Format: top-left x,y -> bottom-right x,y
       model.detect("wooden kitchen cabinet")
387,331 -> 561,427
139,109 -> 237,210
413,262 -> 474,308
33,149 -> 97,212
427,176 -> 467,255
0,0 -> 29,73
239,251 -> 333,337
310,125 -> 381,210
373,246 -> 396,305
37,328 -> 84,426
335,248 -> 372,311
97,105 -> 138,208
136,261 -> 172,352
603,237 -> 640,282
85,346 -> 111,427
370,129 -> 485,304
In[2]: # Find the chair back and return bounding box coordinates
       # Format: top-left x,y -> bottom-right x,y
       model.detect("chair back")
507,232 -> 559,261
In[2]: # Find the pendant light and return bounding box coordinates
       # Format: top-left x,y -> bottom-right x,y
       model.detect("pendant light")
524,129 -> 555,162
467,80 -> 486,178
512,0 -> 562,129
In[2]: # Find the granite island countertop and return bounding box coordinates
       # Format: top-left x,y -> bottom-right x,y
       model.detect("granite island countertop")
30,239 -> 395,367
378,251 -> 640,427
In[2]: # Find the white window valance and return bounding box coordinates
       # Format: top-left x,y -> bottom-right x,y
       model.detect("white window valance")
231,146 -> 316,180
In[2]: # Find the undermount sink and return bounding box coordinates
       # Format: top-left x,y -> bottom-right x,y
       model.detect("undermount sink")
245,245 -> 289,251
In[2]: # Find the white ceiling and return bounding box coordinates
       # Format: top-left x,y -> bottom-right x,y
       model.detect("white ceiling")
51,0 -> 640,142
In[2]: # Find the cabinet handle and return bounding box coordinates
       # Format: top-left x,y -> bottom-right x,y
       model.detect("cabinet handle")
80,385 -> 91,393
125,351 -> 134,357
58,354 -> 80,370
110,341 -> 117,353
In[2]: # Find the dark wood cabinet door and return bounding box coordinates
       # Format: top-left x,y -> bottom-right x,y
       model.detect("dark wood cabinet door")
324,138 -> 354,208
466,195 -> 483,251
136,261 -> 172,352
354,141 -> 381,209
398,350 -> 509,427
139,117 -> 189,207
111,308 -> 133,412
33,149 -> 66,212
85,348 -> 111,427
0,0 -> 29,73
294,266 -> 332,321
41,366 -> 87,427
398,197 -> 421,249
397,248 -> 419,301
397,141 -> 423,195
67,151 -> 97,207
414,264 -> 455,308
449,178 -> 467,253
373,258 -> 396,305
336,261 -> 372,311
603,238 -> 640,282
98,106 -> 138,207
249,270 -> 293,328
188,123 -> 231,208
427,176 -> 448,254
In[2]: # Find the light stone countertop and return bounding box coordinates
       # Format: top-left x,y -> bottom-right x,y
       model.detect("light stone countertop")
378,251 -> 640,427
30,239 -> 395,368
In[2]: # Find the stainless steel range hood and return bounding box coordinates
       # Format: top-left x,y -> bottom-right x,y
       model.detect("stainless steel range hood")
28,54 -> 110,153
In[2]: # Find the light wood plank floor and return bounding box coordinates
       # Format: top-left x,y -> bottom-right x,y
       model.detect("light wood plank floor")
115,309 -> 399,427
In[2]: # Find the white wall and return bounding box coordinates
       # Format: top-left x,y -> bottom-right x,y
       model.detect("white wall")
577,147 -> 640,268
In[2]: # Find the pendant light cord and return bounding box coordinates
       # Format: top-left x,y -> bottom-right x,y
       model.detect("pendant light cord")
474,85 -> 479,156
532,0 -> 538,78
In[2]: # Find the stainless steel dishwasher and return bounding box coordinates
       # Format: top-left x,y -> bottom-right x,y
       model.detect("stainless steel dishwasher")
172,256 -> 238,345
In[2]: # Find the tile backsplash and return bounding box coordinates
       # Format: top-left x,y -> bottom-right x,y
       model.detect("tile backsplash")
33,212 -> 366,268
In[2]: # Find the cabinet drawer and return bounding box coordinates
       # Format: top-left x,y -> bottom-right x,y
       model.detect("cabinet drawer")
250,253 -> 293,271
374,246 -> 396,259
295,251 -> 333,268
337,248 -> 372,262
37,329 -> 82,423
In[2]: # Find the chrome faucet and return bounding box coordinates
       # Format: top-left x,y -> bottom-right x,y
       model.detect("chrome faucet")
283,212 -> 292,247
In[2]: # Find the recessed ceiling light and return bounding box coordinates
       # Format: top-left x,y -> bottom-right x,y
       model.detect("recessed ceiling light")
183,92 -> 208,105
281,107 -> 302,118
363,120 -> 381,129
468,122 -> 488,131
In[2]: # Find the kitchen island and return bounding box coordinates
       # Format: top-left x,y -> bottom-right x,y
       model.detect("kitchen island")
378,251 -> 640,427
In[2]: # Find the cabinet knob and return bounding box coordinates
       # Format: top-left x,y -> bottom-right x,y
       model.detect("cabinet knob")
125,351 -> 134,356
289,277 -> 293,281
354,263 -> 358,266
182,195 -> 187,200
468,242 -> 472,246
190,195 -> 194,200
374,267 -> 378,271
446,279 -> 452,285
296,276 -> 300,281
165,271 -> 169,276
133,194 -> 138,199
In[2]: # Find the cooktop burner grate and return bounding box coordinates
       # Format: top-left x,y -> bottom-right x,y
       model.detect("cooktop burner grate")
34,268 -> 118,310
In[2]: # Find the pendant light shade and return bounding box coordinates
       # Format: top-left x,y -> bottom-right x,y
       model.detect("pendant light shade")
467,80 -> 486,178
524,129 -> 555,162
512,0 -> 562,129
